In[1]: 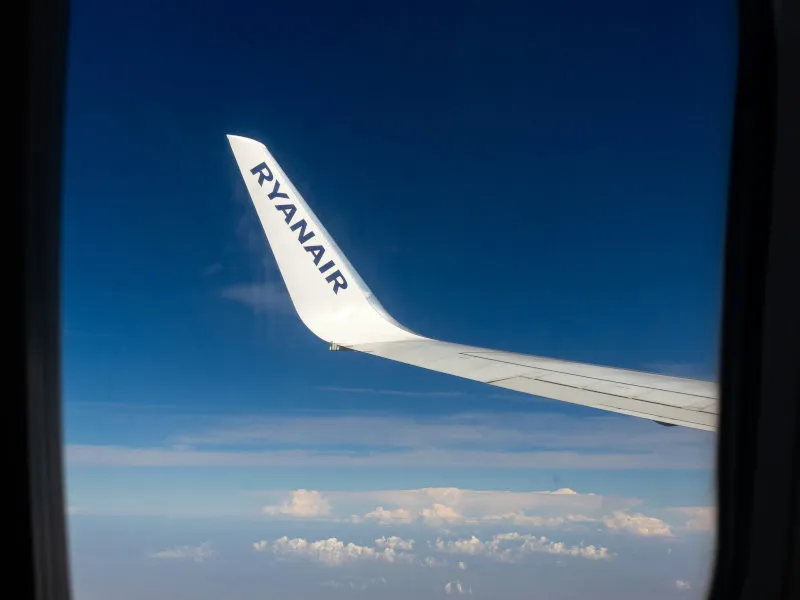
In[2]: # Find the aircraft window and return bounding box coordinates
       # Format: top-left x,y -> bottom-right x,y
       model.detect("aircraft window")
62,1 -> 735,598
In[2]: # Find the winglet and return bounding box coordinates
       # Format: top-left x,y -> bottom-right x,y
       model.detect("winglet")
227,135 -> 422,346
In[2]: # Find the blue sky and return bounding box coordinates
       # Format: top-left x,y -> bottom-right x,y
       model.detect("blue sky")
62,0 -> 736,598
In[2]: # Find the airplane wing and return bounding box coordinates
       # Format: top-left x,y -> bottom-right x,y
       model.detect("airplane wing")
227,134 -> 718,432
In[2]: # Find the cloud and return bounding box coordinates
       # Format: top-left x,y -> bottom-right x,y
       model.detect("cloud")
262,490 -> 331,518
375,536 -> 414,551
433,532 -> 612,562
445,580 -> 473,595
331,487 -> 636,530
436,536 -> 485,556
256,536 -> 414,566
219,281 -> 291,313
480,512 -> 597,527
601,511 -> 673,537
336,487 -> 625,521
669,507 -> 715,532
675,579 -> 691,591
548,488 -> 578,495
254,531 -> 609,570
354,506 -> 415,525
67,410 -> 715,470
420,503 -> 464,525
149,542 -> 213,562
69,444 -> 707,470
264,488 -> 671,540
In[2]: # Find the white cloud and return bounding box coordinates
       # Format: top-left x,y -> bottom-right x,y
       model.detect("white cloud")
434,532 -> 611,562
336,486 -> 627,526
149,542 -> 213,562
69,443 -> 708,470
335,487 -> 648,533
68,410 -> 715,470
355,506 -> 415,525
548,488 -> 579,495
375,536 -> 414,551
458,561 -> 467,570
262,490 -> 331,518
445,580 -> 473,595
434,536 -> 486,556
420,503 -> 465,525
481,512 -> 597,527
670,507 -> 715,532
258,536 -> 414,566
675,579 -> 691,591
601,511 -> 673,537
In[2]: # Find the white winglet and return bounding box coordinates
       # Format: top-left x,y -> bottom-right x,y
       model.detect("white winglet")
227,134 -> 423,346
228,134 -> 718,430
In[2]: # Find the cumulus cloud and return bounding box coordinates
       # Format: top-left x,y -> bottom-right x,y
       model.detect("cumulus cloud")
256,536 -> 414,566
420,503 -> 465,525
601,511 -> 673,537
481,512 -> 597,527
336,486 -> 629,528
354,506 -> 415,525
375,536 -> 414,551
675,579 -> 691,591
670,507 -> 715,532
149,542 -> 213,562
433,532 -> 612,562
253,531 -> 610,569
262,490 -> 331,518
445,580 -> 473,595
253,487 -> 677,538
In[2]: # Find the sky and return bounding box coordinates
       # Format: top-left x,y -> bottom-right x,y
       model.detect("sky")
61,0 -> 737,598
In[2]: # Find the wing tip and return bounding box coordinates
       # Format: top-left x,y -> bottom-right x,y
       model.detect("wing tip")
226,133 -> 264,148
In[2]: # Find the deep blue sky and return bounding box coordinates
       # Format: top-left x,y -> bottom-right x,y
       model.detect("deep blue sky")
62,0 -> 736,597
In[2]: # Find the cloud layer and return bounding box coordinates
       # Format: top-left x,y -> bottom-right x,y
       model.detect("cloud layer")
256,536 -> 415,565
261,487 -> 660,534
253,531 -> 611,567
67,410 -> 715,470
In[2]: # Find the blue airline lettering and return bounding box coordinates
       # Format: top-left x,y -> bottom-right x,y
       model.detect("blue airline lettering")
289,219 -> 315,244
275,203 -> 297,223
250,162 -> 347,294
304,245 -> 325,265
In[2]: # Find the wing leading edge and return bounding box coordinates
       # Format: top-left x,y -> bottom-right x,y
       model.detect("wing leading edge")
227,134 -> 718,431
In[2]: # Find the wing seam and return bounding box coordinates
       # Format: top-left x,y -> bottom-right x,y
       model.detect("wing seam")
461,352 -> 714,400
